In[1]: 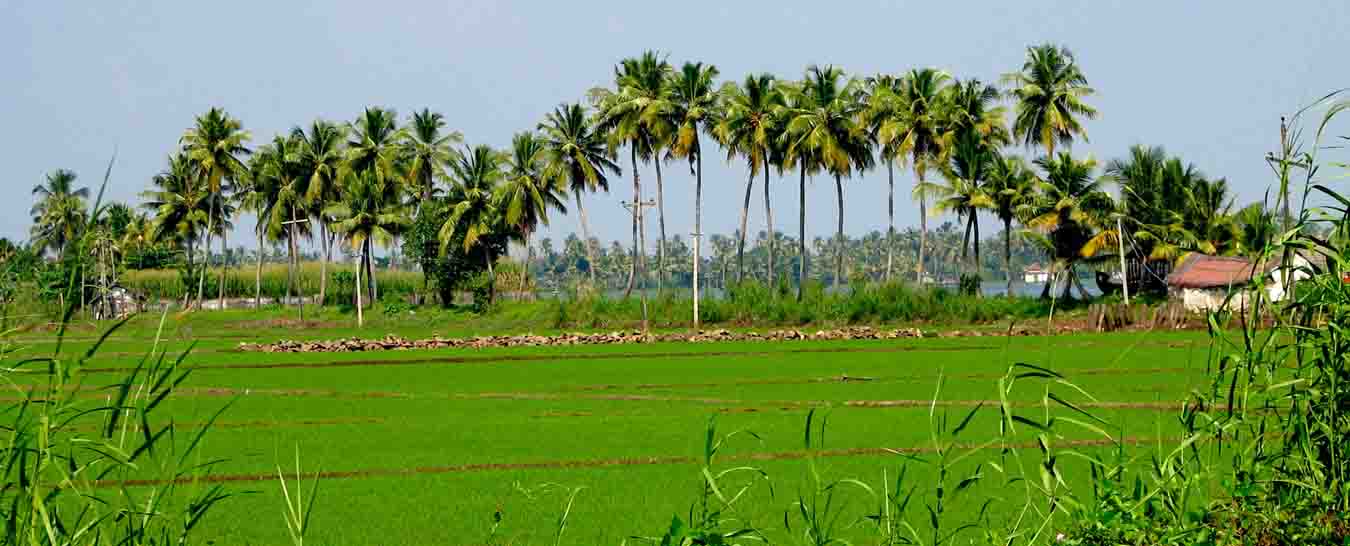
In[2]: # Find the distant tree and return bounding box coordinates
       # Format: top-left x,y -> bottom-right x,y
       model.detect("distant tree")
780,65 -> 872,288
982,154 -> 1039,296
1004,44 -> 1097,156
181,108 -> 251,309
442,145 -> 508,302
293,119 -> 347,303
717,73 -> 783,285
30,169 -> 90,260
500,132 -> 567,293
593,51 -> 674,296
539,102 -> 620,285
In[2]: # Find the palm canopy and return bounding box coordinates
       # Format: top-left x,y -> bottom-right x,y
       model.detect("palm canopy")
500,132 -> 567,237
293,119 -> 347,212
1027,152 -> 1113,261
325,169 -> 408,252
180,107 -> 251,194
666,61 -> 720,164
539,102 -> 620,194
1003,44 -> 1097,154
873,68 -> 950,177
404,109 -> 462,201
592,50 -> 674,158
252,135 -> 313,241
982,154 -> 1039,224
931,131 -> 996,218
142,154 -> 208,247
716,73 -> 783,175
942,78 -> 1010,151
30,169 -> 91,256
440,144 -> 507,254
1103,145 -> 1241,259
345,107 -> 406,188
779,65 -> 872,177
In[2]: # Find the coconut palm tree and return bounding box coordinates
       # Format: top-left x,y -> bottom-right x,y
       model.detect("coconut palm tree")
326,169 -> 409,326
1026,152 -> 1112,299
237,156 -> 277,309
30,169 -> 91,260
776,79 -> 820,300
593,51 -> 674,296
717,73 -> 783,285
1235,202 -> 1277,255
539,102 -> 620,284
442,144 -> 507,300
500,132 -> 567,294
982,154 -> 1039,296
345,108 -> 405,188
667,60 -> 720,324
142,154 -> 210,290
1003,44 -> 1097,156
254,135 -> 313,308
929,130 -> 995,280
876,68 -> 951,283
861,74 -> 905,282
292,119 -> 346,304
780,65 -> 872,288
181,108 -> 251,309
404,109 -> 461,205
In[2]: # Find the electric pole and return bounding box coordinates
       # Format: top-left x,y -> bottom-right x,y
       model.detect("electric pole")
622,199 -> 656,334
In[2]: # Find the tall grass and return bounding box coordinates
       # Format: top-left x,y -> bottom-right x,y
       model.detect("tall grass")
122,262 -> 422,303
547,281 -> 1056,330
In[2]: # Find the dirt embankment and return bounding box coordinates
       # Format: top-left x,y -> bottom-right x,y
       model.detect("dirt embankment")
237,325 -> 1046,353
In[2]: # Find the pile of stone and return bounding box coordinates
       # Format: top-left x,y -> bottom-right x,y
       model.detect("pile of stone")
238,325 -> 944,353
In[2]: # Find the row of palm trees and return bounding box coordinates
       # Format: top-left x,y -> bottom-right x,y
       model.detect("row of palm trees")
24,43 -> 1281,313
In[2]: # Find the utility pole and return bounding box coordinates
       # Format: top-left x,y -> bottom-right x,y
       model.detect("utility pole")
622,199 -> 656,334
282,213 -> 310,322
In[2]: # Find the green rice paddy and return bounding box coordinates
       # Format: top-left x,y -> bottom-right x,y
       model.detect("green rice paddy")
5,310 -> 1214,545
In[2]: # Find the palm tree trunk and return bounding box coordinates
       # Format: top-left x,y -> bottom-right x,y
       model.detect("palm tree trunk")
735,167 -> 754,285
693,149 -> 703,329
355,239 -> 365,327
574,192 -> 599,285
289,214 -> 300,308
624,146 -> 640,299
182,239 -> 193,308
196,203 -> 215,310
972,212 -> 981,286
1004,217 -> 1014,298
655,156 -> 666,296
368,244 -> 378,303
485,250 -> 496,304
521,233 -> 532,297
834,173 -> 844,287
886,159 -> 895,283
917,173 -> 928,285
764,165 -> 774,288
1040,263 -> 1054,300
319,221 -> 329,306
217,229 -> 227,310
797,163 -> 807,302
255,229 -> 263,309
1072,265 -> 1091,300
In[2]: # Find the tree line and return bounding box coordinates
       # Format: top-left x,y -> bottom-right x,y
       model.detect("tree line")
14,43 -> 1283,313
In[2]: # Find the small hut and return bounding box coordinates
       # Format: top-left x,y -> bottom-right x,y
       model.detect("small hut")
1166,253 -> 1318,312
1023,264 -> 1050,283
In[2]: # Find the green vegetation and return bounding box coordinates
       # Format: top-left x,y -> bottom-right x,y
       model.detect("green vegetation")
5,42 -> 1293,321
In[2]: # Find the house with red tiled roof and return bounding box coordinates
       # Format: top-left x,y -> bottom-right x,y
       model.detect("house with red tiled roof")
1166,252 -> 1320,311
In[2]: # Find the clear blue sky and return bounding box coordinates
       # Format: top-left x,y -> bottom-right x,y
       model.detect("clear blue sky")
5,1 -> 1348,251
